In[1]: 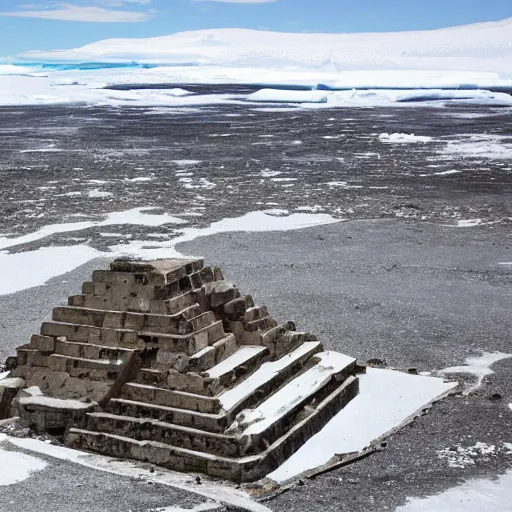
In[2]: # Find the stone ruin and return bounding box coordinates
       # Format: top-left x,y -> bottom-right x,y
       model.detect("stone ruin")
3,258 -> 365,482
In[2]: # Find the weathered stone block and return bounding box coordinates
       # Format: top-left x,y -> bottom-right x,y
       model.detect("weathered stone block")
30,334 -> 56,353
223,298 -> 247,321
212,334 -> 237,364
156,351 -> 189,372
48,354 -> 69,373
187,347 -> 216,372
210,282 -> 240,309
68,295 -> 86,307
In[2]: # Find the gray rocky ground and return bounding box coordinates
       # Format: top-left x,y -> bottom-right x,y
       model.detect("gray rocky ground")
0,95 -> 511,510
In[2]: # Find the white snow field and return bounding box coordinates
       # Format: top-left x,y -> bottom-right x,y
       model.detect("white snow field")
0,209 -> 341,295
0,18 -> 512,107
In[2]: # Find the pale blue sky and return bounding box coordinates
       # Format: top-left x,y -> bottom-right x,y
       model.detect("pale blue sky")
0,0 -> 511,57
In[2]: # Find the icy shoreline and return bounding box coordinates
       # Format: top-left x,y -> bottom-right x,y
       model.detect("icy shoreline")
1,19 -> 512,108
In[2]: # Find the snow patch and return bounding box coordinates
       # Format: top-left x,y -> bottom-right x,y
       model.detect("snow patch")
0,448 -> 47,486
441,135 -> 512,160
6,437 -> 269,512
438,352 -> 512,394
379,133 -> 433,144
19,396 -> 92,410
434,170 -> 461,176
172,160 -> 202,166
0,207 -> 187,251
0,211 -> 340,295
437,442 -> 497,468
125,177 -> 153,182
87,189 -> 113,198
398,471 -> 512,511
260,170 -> 281,178
455,219 -> 483,227
0,245 -> 101,295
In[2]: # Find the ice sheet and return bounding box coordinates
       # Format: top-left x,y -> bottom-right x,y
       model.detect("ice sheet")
20,20 -> 512,78
2,19 -> 512,107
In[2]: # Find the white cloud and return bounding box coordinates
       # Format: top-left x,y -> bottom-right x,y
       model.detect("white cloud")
195,0 -> 276,3
104,0 -> 151,5
0,2 -> 151,22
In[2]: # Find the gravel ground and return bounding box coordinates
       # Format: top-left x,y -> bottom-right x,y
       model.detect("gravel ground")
0,97 -> 511,511
0,439 -> 211,512
178,221 -> 512,511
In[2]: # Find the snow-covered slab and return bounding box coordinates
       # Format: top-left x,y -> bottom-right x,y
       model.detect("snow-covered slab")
204,346 -> 267,380
239,351 -> 356,436
268,368 -> 457,483
0,377 -> 24,389
19,396 -> 94,410
219,342 -> 321,411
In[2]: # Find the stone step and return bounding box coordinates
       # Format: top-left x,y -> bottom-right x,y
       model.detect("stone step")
47,354 -> 124,381
144,321 -> 225,353
260,325 -> 316,359
121,383 -> 222,414
68,376 -> 358,481
244,306 -> 268,322
218,341 -> 323,418
82,265 -> 203,312
136,368 -> 222,396
137,333 -> 238,396
66,428 -> 258,481
185,333 -> 238,373
202,345 -> 269,389
149,292 -> 197,316
54,340 -> 134,361
40,320 -> 225,355
228,316 -> 279,345
52,306 -> 206,335
109,258 -> 204,281
117,341 -> 323,433
85,412 -> 241,457
234,351 -> 357,452
107,398 -> 228,433
41,321 -> 140,347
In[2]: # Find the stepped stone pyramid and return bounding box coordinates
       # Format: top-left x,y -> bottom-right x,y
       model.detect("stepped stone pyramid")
13,258 -> 363,482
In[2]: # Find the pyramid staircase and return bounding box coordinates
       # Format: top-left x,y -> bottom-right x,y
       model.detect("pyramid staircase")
14,258 -> 362,482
